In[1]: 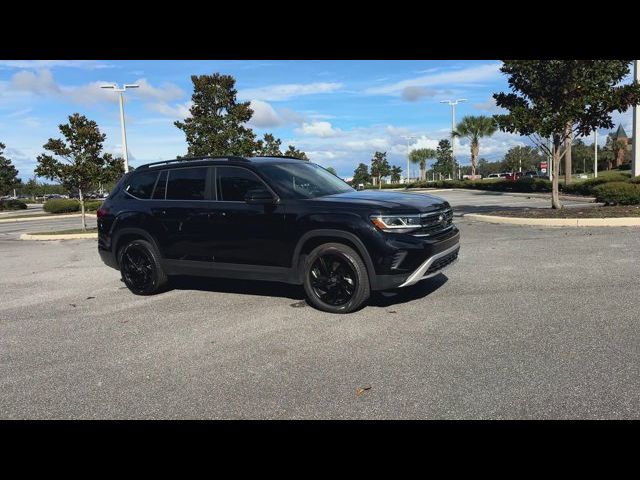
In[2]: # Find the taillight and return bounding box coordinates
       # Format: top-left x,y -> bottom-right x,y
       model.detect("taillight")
96,206 -> 110,218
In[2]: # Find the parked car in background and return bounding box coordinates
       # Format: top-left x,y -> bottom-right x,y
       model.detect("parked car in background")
523,171 -> 539,178
505,172 -> 524,181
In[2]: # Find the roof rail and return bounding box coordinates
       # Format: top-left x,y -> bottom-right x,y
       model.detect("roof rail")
251,155 -> 308,161
135,156 -> 249,170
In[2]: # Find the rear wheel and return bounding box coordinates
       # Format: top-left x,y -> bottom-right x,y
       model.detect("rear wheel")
118,239 -> 168,295
303,243 -> 370,313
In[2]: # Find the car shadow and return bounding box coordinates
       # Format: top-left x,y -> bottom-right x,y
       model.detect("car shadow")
167,273 -> 448,310
368,273 -> 449,308
169,275 -> 306,301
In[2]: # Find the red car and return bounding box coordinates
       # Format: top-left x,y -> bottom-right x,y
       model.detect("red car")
504,172 -> 524,181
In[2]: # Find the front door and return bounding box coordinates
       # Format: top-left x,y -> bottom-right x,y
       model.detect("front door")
207,166 -> 287,267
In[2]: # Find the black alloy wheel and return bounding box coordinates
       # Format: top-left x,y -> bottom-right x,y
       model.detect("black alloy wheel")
119,239 -> 168,295
303,243 -> 370,313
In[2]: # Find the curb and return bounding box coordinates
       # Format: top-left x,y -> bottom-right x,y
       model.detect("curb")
20,232 -> 98,241
404,188 -> 595,202
464,213 -> 640,227
0,213 -> 96,224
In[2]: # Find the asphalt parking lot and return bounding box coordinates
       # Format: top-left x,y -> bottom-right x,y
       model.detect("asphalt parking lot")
1,190 -> 639,419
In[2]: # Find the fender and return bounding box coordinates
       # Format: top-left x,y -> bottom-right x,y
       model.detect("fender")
112,226 -> 163,260
291,229 -> 376,284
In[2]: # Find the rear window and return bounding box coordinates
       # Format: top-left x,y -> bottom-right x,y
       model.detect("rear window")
166,167 -> 208,200
125,171 -> 159,199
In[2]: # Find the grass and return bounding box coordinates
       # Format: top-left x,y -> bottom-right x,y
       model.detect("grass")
487,205 -> 640,218
29,227 -> 98,235
0,212 -> 87,220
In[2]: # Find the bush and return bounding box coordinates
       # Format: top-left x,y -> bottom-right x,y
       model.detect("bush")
628,176 -> 640,184
593,182 -> 640,205
0,199 -> 28,211
84,200 -> 103,212
561,172 -> 631,196
43,199 -> 80,214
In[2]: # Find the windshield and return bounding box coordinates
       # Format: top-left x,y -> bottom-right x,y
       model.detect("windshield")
258,162 -> 354,199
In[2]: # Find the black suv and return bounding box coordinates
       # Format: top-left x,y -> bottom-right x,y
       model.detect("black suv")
98,156 -> 460,313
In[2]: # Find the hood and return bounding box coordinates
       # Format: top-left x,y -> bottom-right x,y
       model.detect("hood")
308,190 -> 449,213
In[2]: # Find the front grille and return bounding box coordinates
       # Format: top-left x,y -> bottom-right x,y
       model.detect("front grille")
425,248 -> 459,276
413,207 -> 454,236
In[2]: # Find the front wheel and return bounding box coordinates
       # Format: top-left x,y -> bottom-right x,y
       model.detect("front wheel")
118,239 -> 168,295
303,243 -> 370,313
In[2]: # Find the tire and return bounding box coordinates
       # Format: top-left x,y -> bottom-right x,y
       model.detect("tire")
303,242 -> 370,313
118,239 -> 168,295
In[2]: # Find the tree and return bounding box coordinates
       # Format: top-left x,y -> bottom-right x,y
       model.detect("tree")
283,145 -> 309,160
432,139 -> 454,178
0,142 -> 21,195
35,113 -> 124,230
325,166 -> 338,176
494,60 -> 640,209
409,148 -> 436,181
254,133 -> 283,156
390,165 -> 403,183
452,115 -> 497,176
571,138 -> 594,173
175,73 -> 258,157
352,163 -> 371,186
502,145 -> 544,173
370,151 -> 391,189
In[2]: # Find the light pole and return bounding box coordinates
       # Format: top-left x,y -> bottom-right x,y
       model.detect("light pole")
440,99 -> 467,179
402,135 -> 416,183
632,60 -> 640,177
100,83 -> 139,172
594,129 -> 598,178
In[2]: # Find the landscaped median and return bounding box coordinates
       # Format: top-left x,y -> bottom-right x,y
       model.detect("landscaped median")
465,205 -> 640,227
20,227 -> 98,241
0,213 -> 96,223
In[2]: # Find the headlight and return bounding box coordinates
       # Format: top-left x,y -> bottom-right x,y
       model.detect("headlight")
370,214 -> 421,233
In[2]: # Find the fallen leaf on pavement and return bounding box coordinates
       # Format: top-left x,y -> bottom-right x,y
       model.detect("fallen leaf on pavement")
356,384 -> 372,397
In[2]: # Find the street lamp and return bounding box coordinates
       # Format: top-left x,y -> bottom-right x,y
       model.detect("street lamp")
632,60 -> 640,177
100,83 -> 139,172
440,99 -> 467,179
402,135 -> 416,183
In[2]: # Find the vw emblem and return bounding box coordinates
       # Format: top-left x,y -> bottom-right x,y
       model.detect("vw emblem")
438,214 -> 444,222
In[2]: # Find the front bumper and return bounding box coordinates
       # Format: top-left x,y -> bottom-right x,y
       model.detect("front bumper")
397,243 -> 459,287
370,229 -> 460,290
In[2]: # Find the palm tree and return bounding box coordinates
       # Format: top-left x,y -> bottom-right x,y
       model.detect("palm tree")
452,115 -> 497,177
409,148 -> 436,181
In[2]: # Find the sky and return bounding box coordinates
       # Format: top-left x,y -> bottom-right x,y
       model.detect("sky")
0,60 -> 634,180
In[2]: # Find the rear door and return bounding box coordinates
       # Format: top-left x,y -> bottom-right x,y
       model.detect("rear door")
151,166 -> 212,260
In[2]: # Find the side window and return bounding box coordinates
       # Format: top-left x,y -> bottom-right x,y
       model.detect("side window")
166,167 -> 208,200
217,166 -> 266,201
152,170 -> 168,199
125,171 -> 159,199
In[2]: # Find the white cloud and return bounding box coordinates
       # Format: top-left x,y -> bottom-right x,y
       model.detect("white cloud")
130,78 -> 184,103
401,86 -> 437,102
0,60 -> 115,70
7,69 -> 185,107
473,96 -> 506,113
239,82 -> 343,101
296,121 -> 341,138
365,63 -> 502,96
147,101 -> 192,119
248,100 -> 281,128
10,69 -> 60,95
246,100 -> 306,128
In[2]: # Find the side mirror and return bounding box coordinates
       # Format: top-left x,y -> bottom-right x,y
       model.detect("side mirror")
245,188 -> 276,205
